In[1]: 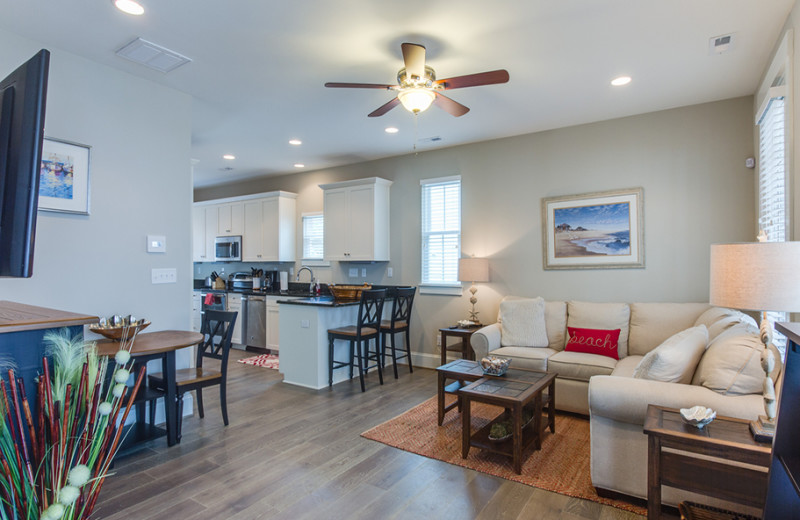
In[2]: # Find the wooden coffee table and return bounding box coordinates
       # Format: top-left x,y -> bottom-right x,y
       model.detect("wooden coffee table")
460,369 -> 556,474
436,359 -> 485,425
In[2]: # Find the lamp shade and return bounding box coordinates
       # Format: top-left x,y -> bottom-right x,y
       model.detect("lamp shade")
710,242 -> 800,312
459,257 -> 489,283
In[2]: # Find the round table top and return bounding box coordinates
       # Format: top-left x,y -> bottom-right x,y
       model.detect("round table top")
95,330 -> 204,357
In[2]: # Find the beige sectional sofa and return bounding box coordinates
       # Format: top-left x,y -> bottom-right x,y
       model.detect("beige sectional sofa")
470,297 -> 779,510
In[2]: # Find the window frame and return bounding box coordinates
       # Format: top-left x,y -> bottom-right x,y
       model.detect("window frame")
420,175 -> 462,295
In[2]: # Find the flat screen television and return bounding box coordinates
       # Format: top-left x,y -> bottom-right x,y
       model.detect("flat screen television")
0,49 -> 50,278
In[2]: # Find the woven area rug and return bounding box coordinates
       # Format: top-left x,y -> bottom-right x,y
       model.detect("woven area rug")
237,353 -> 279,369
361,396 -> 645,516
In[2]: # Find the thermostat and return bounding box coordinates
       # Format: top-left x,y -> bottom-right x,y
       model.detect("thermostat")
147,235 -> 166,253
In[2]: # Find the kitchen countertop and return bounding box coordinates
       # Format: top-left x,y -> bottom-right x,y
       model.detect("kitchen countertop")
277,296 -> 361,307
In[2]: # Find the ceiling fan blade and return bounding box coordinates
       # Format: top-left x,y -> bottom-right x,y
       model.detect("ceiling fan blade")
325,82 -> 396,90
368,97 -> 401,117
401,43 -> 426,80
434,69 -> 510,90
433,93 -> 470,117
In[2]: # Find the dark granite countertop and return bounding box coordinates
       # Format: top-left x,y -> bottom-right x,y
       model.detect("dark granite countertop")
277,296 -> 362,307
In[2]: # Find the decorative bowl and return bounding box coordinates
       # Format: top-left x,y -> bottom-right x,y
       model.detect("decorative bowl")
480,356 -> 510,376
89,315 -> 150,341
680,405 -> 717,429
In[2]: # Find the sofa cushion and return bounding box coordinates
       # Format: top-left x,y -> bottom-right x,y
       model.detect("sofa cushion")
488,346 -> 556,372
565,327 -> 620,360
545,301 -> 567,350
610,355 -> 643,378
693,307 -> 758,341
628,302 -> 710,356
567,301 -> 630,357
548,351 -> 616,382
633,325 -> 708,384
692,325 -> 765,395
498,297 -> 548,347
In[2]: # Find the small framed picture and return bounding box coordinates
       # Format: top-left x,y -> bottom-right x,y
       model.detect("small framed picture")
542,188 -> 644,270
38,137 -> 91,215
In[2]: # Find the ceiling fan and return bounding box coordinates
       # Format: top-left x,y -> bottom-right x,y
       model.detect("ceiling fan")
324,43 -> 510,118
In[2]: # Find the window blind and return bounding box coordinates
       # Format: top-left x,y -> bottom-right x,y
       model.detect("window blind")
421,177 -> 461,284
757,92 -> 788,350
302,213 -> 324,259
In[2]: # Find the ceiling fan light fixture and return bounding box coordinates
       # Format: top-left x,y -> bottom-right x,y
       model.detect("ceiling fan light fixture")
398,89 -> 435,114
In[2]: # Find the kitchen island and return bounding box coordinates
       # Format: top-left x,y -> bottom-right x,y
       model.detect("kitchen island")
279,296 -> 378,389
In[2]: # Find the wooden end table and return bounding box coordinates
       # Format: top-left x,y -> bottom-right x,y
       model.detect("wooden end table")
439,325 -> 483,365
643,404 -> 771,520
460,370 -> 556,474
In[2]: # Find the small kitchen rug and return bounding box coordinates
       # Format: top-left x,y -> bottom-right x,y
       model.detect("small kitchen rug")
237,353 -> 279,370
361,397 -> 645,516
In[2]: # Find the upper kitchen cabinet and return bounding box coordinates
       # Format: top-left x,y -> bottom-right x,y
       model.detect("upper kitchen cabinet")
320,177 -> 392,261
193,192 -> 296,263
192,204 -> 218,262
217,201 -> 244,236
243,192 -> 296,262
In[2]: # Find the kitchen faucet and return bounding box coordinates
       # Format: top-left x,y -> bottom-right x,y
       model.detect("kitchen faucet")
296,266 -> 315,294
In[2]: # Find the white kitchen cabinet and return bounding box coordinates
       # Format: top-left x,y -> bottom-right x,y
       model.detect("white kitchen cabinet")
320,177 -> 391,261
227,293 -> 244,345
192,205 -> 218,262
217,202 -> 244,236
191,292 -> 202,332
242,192 -> 296,262
266,296 -> 280,351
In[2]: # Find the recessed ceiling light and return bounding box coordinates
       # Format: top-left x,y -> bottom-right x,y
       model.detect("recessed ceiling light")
294,163 -> 305,168
611,76 -> 632,87
385,127 -> 399,134
223,154 -> 235,160
289,139 -> 302,146
113,0 -> 144,15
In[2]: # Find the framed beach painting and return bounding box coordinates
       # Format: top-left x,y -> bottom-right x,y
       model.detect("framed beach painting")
38,137 -> 91,215
542,188 -> 643,270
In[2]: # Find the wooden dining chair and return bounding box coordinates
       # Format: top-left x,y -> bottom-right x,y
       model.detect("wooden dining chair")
148,309 -> 237,440
327,289 -> 386,392
380,286 -> 416,379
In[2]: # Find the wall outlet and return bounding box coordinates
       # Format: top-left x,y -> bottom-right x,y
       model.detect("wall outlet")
348,268 -> 358,277
387,267 -> 393,278
361,267 -> 367,277
436,334 -> 441,346
151,268 -> 177,284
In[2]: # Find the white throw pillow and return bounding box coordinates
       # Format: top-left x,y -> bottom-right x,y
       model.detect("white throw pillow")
693,307 -> 757,341
633,325 -> 709,384
499,297 -> 549,347
692,325 -> 765,395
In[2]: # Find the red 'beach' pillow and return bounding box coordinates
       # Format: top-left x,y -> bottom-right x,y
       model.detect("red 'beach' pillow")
565,327 -> 621,360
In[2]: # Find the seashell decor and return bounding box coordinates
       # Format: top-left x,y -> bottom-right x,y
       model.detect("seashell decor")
679,405 -> 717,429
480,356 -> 510,376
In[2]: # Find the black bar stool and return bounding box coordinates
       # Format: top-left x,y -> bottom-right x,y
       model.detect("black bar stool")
327,289 -> 386,392
380,286 -> 416,378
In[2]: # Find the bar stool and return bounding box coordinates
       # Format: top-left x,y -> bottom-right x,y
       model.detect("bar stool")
380,286 -> 416,379
327,289 -> 386,392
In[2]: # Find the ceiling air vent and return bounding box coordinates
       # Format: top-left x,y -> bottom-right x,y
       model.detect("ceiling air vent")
115,37 -> 192,73
709,33 -> 736,55
418,136 -> 443,143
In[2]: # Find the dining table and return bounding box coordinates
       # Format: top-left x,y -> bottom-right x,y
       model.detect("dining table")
95,330 -> 204,447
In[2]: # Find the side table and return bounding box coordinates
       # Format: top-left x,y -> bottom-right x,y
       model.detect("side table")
643,404 -> 771,520
439,325 -> 483,365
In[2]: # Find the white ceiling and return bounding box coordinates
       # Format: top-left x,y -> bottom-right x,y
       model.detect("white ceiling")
0,1 -> 794,188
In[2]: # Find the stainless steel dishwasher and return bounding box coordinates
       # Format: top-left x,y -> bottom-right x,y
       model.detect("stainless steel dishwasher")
243,295 -> 267,348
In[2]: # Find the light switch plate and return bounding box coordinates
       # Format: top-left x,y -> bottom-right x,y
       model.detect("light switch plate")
387,267 -> 393,278
147,235 -> 166,253
152,268 -> 177,284
348,268 -> 358,277
361,268 -> 367,277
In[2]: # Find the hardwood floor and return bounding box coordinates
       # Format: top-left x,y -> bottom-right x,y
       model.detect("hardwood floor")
95,349 -> 644,519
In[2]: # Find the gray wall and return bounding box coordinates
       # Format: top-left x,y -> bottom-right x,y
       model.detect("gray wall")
197,96 -> 756,367
0,30 -> 193,354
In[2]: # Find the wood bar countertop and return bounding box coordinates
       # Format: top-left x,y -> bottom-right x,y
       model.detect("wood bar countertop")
0,300 -> 98,334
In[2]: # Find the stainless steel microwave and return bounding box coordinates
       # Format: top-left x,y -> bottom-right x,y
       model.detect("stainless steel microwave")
214,235 -> 241,262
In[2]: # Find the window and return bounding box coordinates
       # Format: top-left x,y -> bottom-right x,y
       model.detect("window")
756,39 -> 790,351
421,176 -> 461,294
302,213 -> 324,260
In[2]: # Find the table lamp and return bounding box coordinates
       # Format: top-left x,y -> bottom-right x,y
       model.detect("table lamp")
709,241 -> 800,441
459,257 -> 489,324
